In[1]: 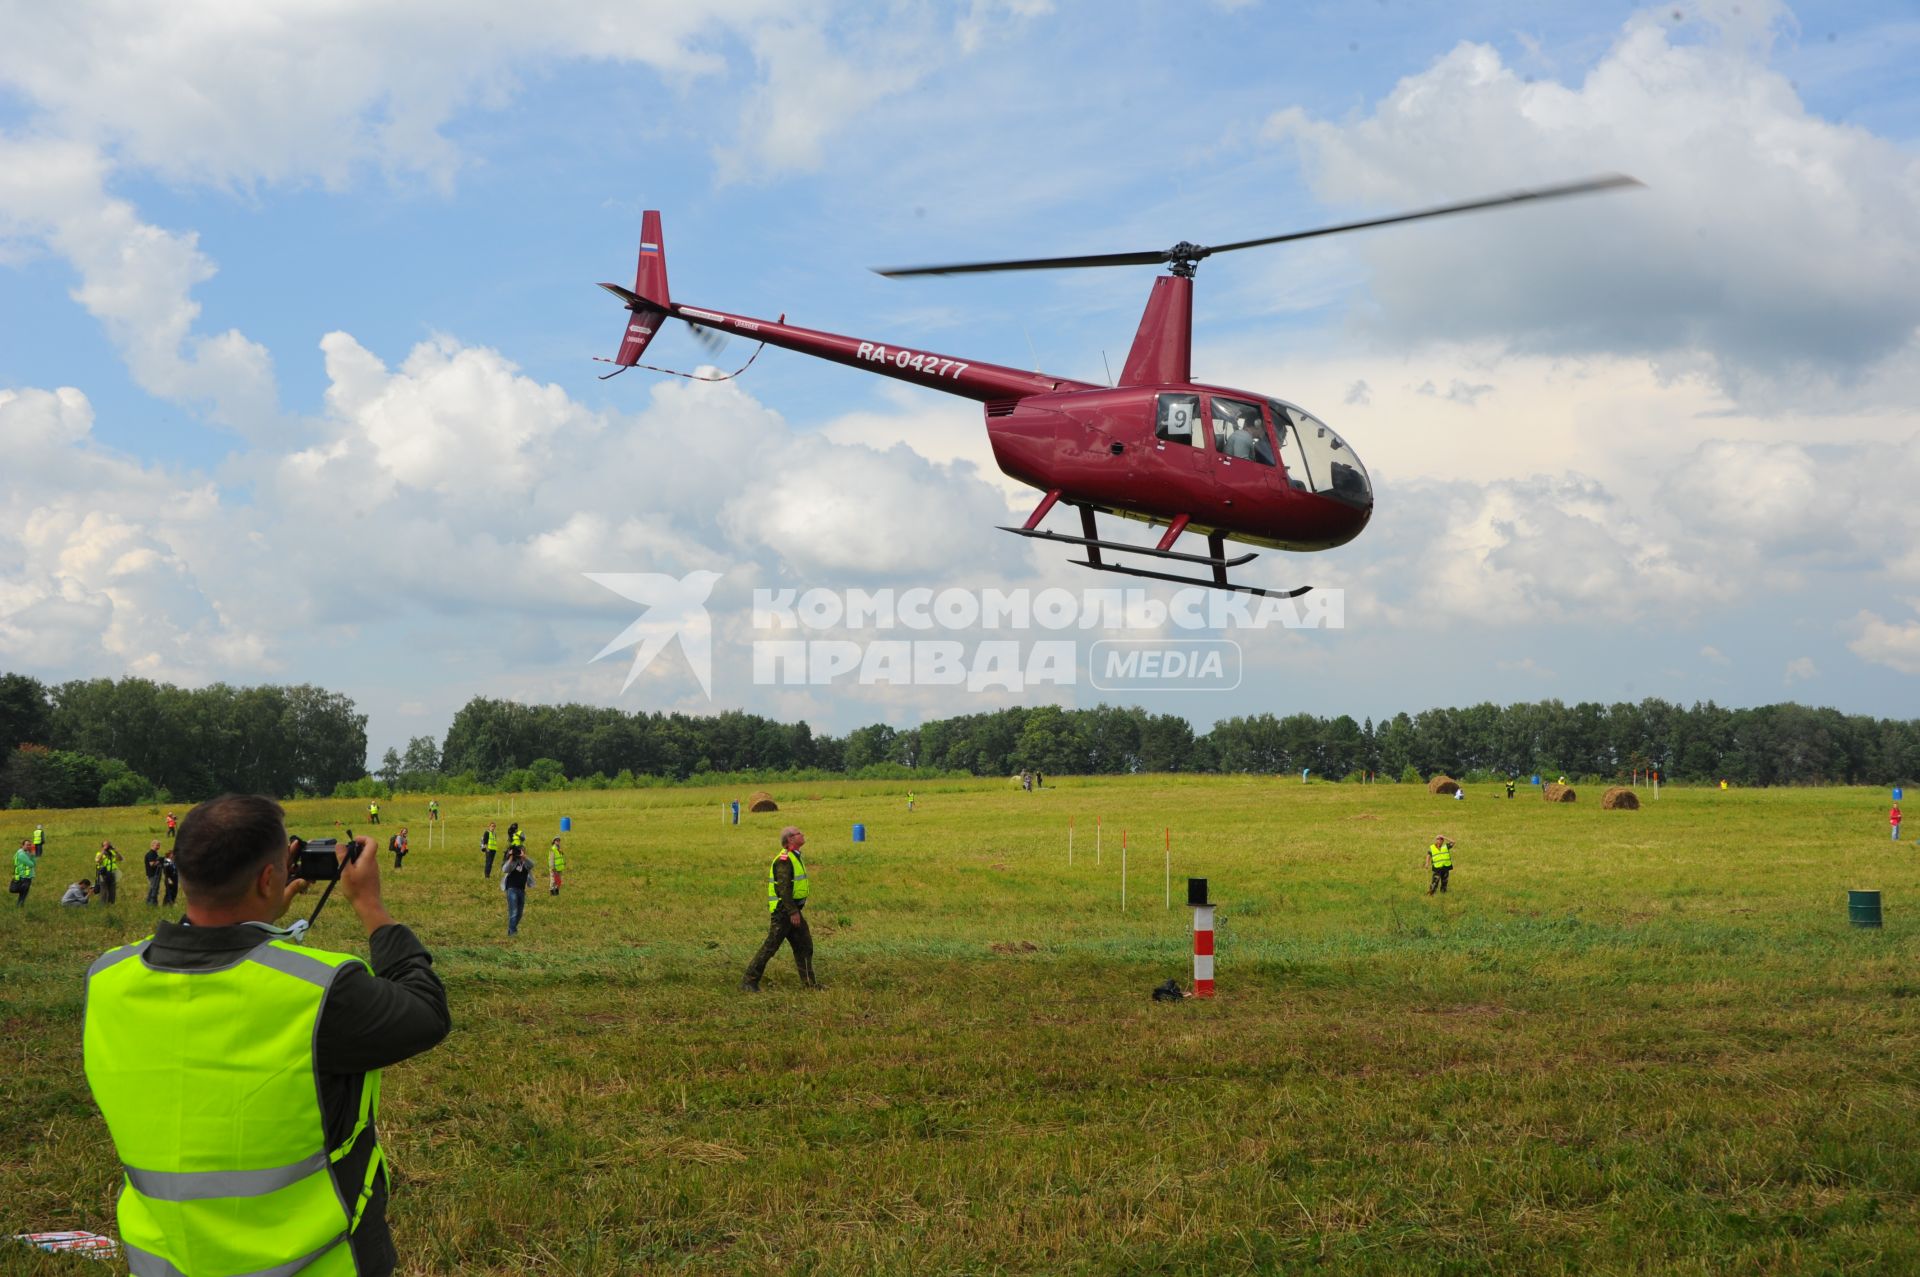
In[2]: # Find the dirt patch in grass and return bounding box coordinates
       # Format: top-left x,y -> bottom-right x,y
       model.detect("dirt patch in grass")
989,940 -> 1039,954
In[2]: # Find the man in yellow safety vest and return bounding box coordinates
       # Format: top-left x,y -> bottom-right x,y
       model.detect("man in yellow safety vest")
83,794 -> 450,1277
1427,835 -> 1455,895
741,826 -> 820,992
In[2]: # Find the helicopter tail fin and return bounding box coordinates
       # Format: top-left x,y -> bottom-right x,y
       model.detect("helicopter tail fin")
598,211 -> 672,366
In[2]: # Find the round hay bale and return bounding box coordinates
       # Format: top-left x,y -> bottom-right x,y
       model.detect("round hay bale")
1542,783 -> 1577,803
1426,775 -> 1461,796
1601,786 -> 1640,810
747,791 -> 779,813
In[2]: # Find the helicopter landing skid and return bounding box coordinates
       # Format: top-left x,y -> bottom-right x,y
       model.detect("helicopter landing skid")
997,510 -> 1311,599
1063,558 -> 1310,600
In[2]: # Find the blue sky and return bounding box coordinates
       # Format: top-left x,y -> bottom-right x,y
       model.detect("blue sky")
2,0 -> 1918,763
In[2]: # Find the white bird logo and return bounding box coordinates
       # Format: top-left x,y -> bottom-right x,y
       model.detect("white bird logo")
584,571 -> 722,698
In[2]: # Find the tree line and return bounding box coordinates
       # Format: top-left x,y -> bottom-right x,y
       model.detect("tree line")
0,672 -> 366,807
2,670 -> 1914,808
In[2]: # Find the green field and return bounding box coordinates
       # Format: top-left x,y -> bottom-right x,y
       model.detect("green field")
4,777 -> 1919,1275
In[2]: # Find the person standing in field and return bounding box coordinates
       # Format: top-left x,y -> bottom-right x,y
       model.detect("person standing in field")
144,841 -> 163,905
33,822 -> 47,856
547,836 -> 565,896
368,800 -> 380,825
1427,835 -> 1454,895
501,844 -> 532,936
94,841 -> 122,905
1893,804 -> 1903,842
390,827 -> 409,870
165,811 -> 177,842
741,826 -> 820,992
427,800 -> 439,823
1505,778 -> 1516,799
12,838 -> 38,906
161,850 -> 179,905
481,823 -> 500,877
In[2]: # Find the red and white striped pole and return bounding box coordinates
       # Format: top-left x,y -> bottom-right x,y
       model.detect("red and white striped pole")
1189,877 -> 1215,998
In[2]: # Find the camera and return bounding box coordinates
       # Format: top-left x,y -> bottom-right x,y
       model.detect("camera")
293,835 -> 360,882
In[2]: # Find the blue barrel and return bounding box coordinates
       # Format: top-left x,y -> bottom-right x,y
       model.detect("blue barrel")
1849,890 -> 1883,929
560,816 -> 572,833
852,823 -> 866,842
1897,787 -> 1905,801
730,801 -> 740,825
1530,774 -> 1541,786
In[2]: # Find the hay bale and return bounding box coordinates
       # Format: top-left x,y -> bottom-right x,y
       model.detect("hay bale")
746,791 -> 778,813
1427,775 -> 1461,796
1542,783 -> 1577,803
1601,786 -> 1640,810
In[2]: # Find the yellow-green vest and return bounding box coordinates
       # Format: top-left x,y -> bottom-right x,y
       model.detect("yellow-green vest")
484,831 -> 499,851
84,936 -> 383,1277
550,843 -> 567,872
97,847 -> 121,874
767,848 -> 810,913
1429,842 -> 1453,869
32,825 -> 44,846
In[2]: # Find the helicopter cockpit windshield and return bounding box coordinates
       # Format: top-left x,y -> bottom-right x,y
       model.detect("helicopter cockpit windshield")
1270,402 -> 1371,507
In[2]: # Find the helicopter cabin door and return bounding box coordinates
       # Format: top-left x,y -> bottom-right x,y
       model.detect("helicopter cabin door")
1205,395 -> 1285,505
1150,392 -> 1218,503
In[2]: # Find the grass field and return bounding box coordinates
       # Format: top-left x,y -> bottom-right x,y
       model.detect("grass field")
4,777 -> 1919,1275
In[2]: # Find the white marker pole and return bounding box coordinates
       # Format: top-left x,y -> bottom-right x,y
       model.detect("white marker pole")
1068,818 -> 1074,866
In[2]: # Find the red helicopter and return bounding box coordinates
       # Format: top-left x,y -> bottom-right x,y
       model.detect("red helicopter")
599,176 -> 1638,596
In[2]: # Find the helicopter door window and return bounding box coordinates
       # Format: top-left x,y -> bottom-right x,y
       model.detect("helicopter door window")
1155,393 -> 1202,447
1210,397 -> 1274,466
1269,402 -> 1310,490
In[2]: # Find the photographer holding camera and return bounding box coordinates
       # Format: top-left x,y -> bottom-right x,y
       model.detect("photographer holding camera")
1427,834 -> 1456,895
83,794 -> 450,1277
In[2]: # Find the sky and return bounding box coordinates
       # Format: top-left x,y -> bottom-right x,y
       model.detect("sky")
3,0 -> 1919,764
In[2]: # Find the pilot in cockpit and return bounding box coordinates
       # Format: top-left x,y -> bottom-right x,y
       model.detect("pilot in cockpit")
1224,412 -> 1272,465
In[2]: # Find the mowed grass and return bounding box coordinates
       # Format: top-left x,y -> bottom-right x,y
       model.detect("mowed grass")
4,777 -> 1920,1275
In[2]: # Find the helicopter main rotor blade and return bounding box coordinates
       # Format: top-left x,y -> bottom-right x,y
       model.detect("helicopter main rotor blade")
872,174 -> 1641,278
1203,173 -> 1643,256
875,248 -> 1169,278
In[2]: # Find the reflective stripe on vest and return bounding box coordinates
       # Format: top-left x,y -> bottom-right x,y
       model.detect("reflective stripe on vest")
1429,843 -> 1452,869
84,936 -> 381,1277
767,848 -> 810,913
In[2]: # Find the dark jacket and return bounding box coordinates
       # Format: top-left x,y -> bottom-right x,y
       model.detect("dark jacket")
140,919 -> 451,1277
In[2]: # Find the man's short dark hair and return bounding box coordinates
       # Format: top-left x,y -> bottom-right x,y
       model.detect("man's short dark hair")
175,794 -> 287,903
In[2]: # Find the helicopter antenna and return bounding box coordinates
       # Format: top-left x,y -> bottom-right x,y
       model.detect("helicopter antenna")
1022,324 -> 1041,373
873,174 -> 1642,279
1101,351 -> 1114,387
